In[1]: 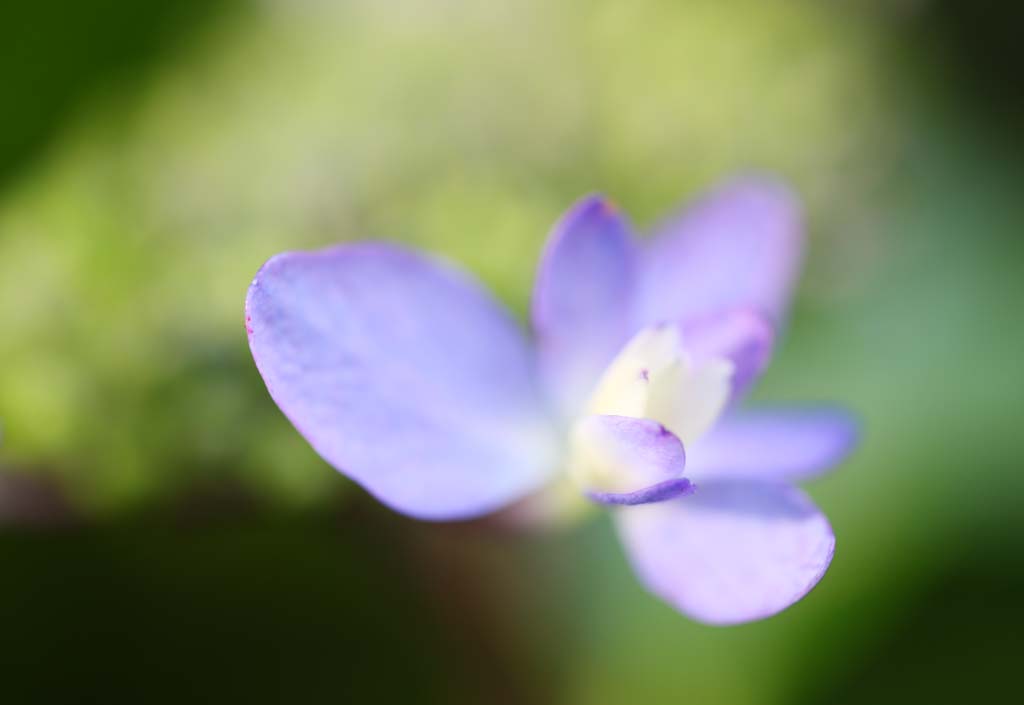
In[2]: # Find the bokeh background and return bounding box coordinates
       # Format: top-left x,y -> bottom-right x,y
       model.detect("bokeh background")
2,1 -> 1022,702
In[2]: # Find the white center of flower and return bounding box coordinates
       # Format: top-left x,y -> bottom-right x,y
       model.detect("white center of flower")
568,324 -> 734,494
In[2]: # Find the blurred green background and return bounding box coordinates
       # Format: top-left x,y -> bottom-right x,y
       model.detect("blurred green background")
1,1 -> 1022,702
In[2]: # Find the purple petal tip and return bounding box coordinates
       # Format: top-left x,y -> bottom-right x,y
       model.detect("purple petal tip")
587,477 -> 695,506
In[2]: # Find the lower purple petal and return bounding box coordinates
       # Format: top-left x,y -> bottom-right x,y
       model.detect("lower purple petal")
616,481 -> 835,625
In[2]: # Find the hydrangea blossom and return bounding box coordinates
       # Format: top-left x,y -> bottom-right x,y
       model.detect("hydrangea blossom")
245,177 -> 858,625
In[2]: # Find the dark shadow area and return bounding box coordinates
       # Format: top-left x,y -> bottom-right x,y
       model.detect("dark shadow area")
0,0 -> 236,187
0,500 -> 554,704
794,536 -> 1024,705
915,1 -> 1024,139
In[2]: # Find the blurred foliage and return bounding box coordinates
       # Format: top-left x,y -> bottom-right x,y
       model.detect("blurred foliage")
0,0 -> 895,511
1,1 -> 1023,704
0,0 -> 235,187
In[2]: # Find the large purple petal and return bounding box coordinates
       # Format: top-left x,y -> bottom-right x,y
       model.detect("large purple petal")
570,415 -> 693,506
532,195 -> 638,417
246,243 -> 559,520
687,407 -> 859,483
680,309 -> 775,403
616,481 -> 835,625
636,176 -> 804,327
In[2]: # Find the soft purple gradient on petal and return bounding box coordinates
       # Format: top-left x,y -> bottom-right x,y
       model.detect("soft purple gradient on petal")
588,477 -> 695,506
246,243 -> 559,521
572,415 -> 687,498
681,308 -> 775,402
616,481 -> 835,625
687,407 -> 859,483
532,195 -> 638,417
636,176 -> 804,328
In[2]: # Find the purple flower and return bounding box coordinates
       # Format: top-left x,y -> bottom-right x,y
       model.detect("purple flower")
245,177 -> 858,625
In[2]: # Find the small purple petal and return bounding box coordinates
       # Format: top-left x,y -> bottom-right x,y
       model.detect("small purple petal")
246,243 -> 558,521
681,309 -> 775,403
532,195 -> 639,417
588,477 -> 695,506
571,415 -> 689,502
616,481 -> 835,625
687,407 -> 859,483
636,176 -> 804,328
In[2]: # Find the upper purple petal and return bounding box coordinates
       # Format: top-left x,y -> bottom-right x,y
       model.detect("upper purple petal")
246,243 -> 559,520
616,481 -> 835,625
687,407 -> 859,483
635,176 -> 805,328
532,195 -> 639,418
680,308 -> 775,403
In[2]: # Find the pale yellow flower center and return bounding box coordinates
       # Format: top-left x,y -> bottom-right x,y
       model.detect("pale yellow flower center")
568,325 -> 734,493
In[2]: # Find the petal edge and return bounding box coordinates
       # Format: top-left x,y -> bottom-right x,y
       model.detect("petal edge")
616,481 -> 835,624
532,195 -> 639,418
636,175 -> 805,327
246,243 -> 558,520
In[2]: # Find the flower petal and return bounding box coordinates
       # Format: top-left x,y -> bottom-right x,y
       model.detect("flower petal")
569,415 -> 691,505
246,243 -> 559,520
636,176 -> 804,327
680,308 -> 775,403
616,481 -> 835,625
532,195 -> 639,417
589,478 -> 695,507
687,407 -> 859,483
